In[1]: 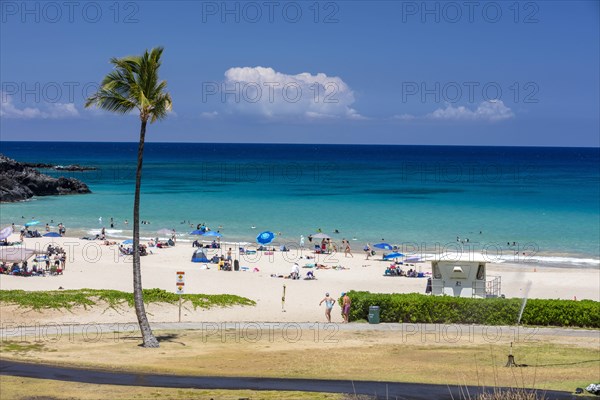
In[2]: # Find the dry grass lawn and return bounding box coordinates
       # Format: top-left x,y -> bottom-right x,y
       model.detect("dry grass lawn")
1,327 -> 598,394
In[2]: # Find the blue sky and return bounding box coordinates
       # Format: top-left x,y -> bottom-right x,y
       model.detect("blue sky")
1,0 -> 598,146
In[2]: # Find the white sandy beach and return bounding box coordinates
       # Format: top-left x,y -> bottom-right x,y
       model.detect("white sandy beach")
1,235 -> 598,326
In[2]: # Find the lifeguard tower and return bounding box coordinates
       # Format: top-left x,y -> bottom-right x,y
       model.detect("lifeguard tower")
430,259 -> 488,298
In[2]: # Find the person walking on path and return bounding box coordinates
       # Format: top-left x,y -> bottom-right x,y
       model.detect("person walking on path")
319,293 -> 336,323
342,292 -> 351,323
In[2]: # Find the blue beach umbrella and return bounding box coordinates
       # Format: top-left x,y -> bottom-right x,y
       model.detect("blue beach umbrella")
190,229 -> 204,235
122,239 -> 133,245
374,243 -> 393,250
384,252 -> 404,260
24,220 -> 40,227
43,232 -> 61,237
202,231 -> 223,238
256,231 -> 275,245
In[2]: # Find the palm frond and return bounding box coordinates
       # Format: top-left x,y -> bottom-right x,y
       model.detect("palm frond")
86,46 -> 171,124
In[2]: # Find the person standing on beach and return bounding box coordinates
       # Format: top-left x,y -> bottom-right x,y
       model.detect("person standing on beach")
344,240 -> 353,257
319,292 -> 336,323
300,235 -> 305,249
342,292 -> 351,323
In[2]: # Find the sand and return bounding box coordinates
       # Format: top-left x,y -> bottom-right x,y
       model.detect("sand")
1,235 -> 598,326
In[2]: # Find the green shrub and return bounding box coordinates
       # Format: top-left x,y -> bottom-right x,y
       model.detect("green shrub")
0,289 -> 255,311
342,291 -> 599,328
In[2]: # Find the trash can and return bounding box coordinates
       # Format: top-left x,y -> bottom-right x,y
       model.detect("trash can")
368,306 -> 380,324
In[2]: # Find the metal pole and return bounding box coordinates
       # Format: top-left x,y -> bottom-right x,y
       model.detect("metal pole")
178,294 -> 182,322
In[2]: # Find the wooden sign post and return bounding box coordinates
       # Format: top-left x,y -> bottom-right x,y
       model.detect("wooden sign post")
176,271 -> 185,322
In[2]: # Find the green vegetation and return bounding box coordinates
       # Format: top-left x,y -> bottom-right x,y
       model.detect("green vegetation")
344,291 -> 599,328
0,288 -> 255,311
0,342 -> 49,353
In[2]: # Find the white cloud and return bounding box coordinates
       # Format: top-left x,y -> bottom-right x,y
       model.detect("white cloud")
392,113 -> 416,121
200,111 -> 219,119
427,100 -> 514,122
0,92 -> 79,119
221,66 -> 365,120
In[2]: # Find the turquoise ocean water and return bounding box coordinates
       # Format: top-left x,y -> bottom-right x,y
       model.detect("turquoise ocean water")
1,142 -> 598,266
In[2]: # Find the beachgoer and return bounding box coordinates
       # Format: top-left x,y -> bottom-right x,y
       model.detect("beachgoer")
342,292 -> 351,323
290,262 -> 300,279
300,235 -> 305,248
227,248 -> 232,261
364,244 -> 371,260
319,292 -> 336,323
344,241 -> 353,258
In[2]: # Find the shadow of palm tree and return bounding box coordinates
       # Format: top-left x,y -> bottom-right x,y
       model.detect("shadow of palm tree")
132,333 -> 186,347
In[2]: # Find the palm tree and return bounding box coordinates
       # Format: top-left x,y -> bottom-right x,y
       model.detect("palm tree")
86,47 -> 172,348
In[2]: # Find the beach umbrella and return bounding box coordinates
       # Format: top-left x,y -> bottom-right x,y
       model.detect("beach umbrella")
122,239 -> 133,245
0,227 -> 13,240
257,231 -> 275,245
202,231 -> 222,238
384,252 -> 405,260
24,220 -> 40,227
311,233 -> 330,239
157,228 -> 174,235
374,243 -> 393,250
43,232 -> 61,238
190,229 -> 204,235
0,247 -> 39,262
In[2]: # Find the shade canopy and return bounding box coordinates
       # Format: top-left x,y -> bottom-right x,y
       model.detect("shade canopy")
384,252 -> 405,259
202,231 -> 223,238
374,243 -> 393,250
43,232 -> 61,237
0,227 -> 13,240
256,231 -> 275,245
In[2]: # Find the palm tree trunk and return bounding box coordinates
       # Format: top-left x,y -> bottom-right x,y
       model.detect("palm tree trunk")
133,119 -> 159,348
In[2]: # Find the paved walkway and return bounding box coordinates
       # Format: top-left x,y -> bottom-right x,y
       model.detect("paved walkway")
0,360 -> 588,400
1,321 -> 598,342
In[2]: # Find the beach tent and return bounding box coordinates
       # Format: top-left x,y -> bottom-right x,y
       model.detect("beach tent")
191,249 -> 209,263
43,232 -> 61,237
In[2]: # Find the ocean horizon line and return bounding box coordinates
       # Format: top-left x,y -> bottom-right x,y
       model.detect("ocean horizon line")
1,140 -> 599,150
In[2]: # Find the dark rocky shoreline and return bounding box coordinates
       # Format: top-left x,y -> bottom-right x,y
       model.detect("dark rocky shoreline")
21,162 -> 97,171
0,154 -> 92,203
